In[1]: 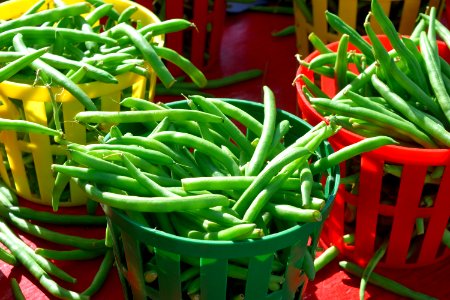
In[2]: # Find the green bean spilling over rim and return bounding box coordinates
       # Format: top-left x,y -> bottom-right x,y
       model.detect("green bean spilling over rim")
53,86 -> 395,237
296,0 -> 450,149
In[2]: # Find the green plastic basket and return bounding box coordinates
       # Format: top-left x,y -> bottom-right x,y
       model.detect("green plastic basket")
103,99 -> 340,300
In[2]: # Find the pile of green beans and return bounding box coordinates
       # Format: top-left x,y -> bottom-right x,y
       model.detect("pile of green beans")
296,0 -> 450,298
0,0 -> 207,109
298,0 -> 450,216
0,0 -> 211,203
50,86 -> 393,298
0,177 -> 113,299
299,1 -> 450,149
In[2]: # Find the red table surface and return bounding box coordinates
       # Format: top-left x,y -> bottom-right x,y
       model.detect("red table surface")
1,9 -> 450,300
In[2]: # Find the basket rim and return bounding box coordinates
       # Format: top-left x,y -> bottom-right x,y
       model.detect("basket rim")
102,98 -> 340,258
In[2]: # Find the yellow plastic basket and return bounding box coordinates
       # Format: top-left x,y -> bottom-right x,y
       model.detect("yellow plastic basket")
294,0 -> 445,56
0,0 -> 163,206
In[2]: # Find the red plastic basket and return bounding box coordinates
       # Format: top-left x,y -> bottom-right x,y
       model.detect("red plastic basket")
134,0 -> 226,74
295,35 -> 450,268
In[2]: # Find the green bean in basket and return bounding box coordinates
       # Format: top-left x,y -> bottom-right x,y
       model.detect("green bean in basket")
50,85 -> 393,297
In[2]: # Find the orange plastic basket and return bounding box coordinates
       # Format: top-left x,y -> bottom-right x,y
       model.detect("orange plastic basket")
295,35 -> 450,268
135,0 -> 226,74
0,0 -> 163,206
293,0 -> 446,56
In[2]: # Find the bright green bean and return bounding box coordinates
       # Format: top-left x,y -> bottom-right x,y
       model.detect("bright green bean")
81,249 -> 114,296
339,260 -> 437,300
246,86 -> 277,176
107,22 -> 175,88
73,177 -> 230,212
12,34 -> 97,111
0,3 -> 90,32
75,109 -> 223,124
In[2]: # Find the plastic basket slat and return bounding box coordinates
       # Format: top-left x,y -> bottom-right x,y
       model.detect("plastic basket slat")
156,249 -> 182,299
244,254 -> 274,299
385,165 -> 428,265
122,231 -> 147,300
199,258 -> 228,299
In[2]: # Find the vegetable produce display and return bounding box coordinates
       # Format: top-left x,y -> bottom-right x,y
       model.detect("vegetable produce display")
296,0 -> 450,298
0,0 -> 212,205
46,86 -> 394,298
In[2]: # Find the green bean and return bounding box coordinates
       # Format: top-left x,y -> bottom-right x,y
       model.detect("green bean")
188,223 -> 257,241
344,91 -> 405,122
190,95 -> 254,161
0,246 -> 17,266
51,159 -> 72,211
310,98 -> 437,148
81,249 -> 114,296
5,213 -> 106,250
246,86 -> 277,175
419,31 -> 450,125
0,47 -> 48,82
68,147 -> 129,176
73,178 -> 230,212
443,228 -> 450,248
0,26 -> 117,47
86,0 -> 120,20
0,180 -> 18,206
12,34 -> 97,111
151,131 -> 241,176
265,202 -> 322,223
169,69 -> 262,90
298,74 -> 330,99
10,278 -> 25,300
360,241 -> 388,300
233,146 -> 312,217
0,3 -> 90,32
299,160 -> 313,208
371,74 -> 450,147
85,3 -> 114,26
52,165 -> 166,195
107,23 -> 175,88
2,205 -> 106,226
22,0 -> 45,15
302,248 -> 316,280
83,143 -> 174,166
39,52 -> 118,83
0,118 -> 62,137
310,135 -> 397,174
35,247 -> 106,260
335,34 -> 350,91
181,176 -> 301,192
371,0 -> 429,94
106,135 -> 203,177
117,5 -> 138,24
39,274 -> 88,300
339,260 -> 437,300
308,32 -> 333,54
206,98 -> 264,136
121,153 -> 177,197
420,13 -> 450,51
152,45 -> 207,88
0,221 -> 77,283
325,10 -> 374,63
75,109 -> 223,124
272,25 -> 295,37
364,15 -> 405,95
